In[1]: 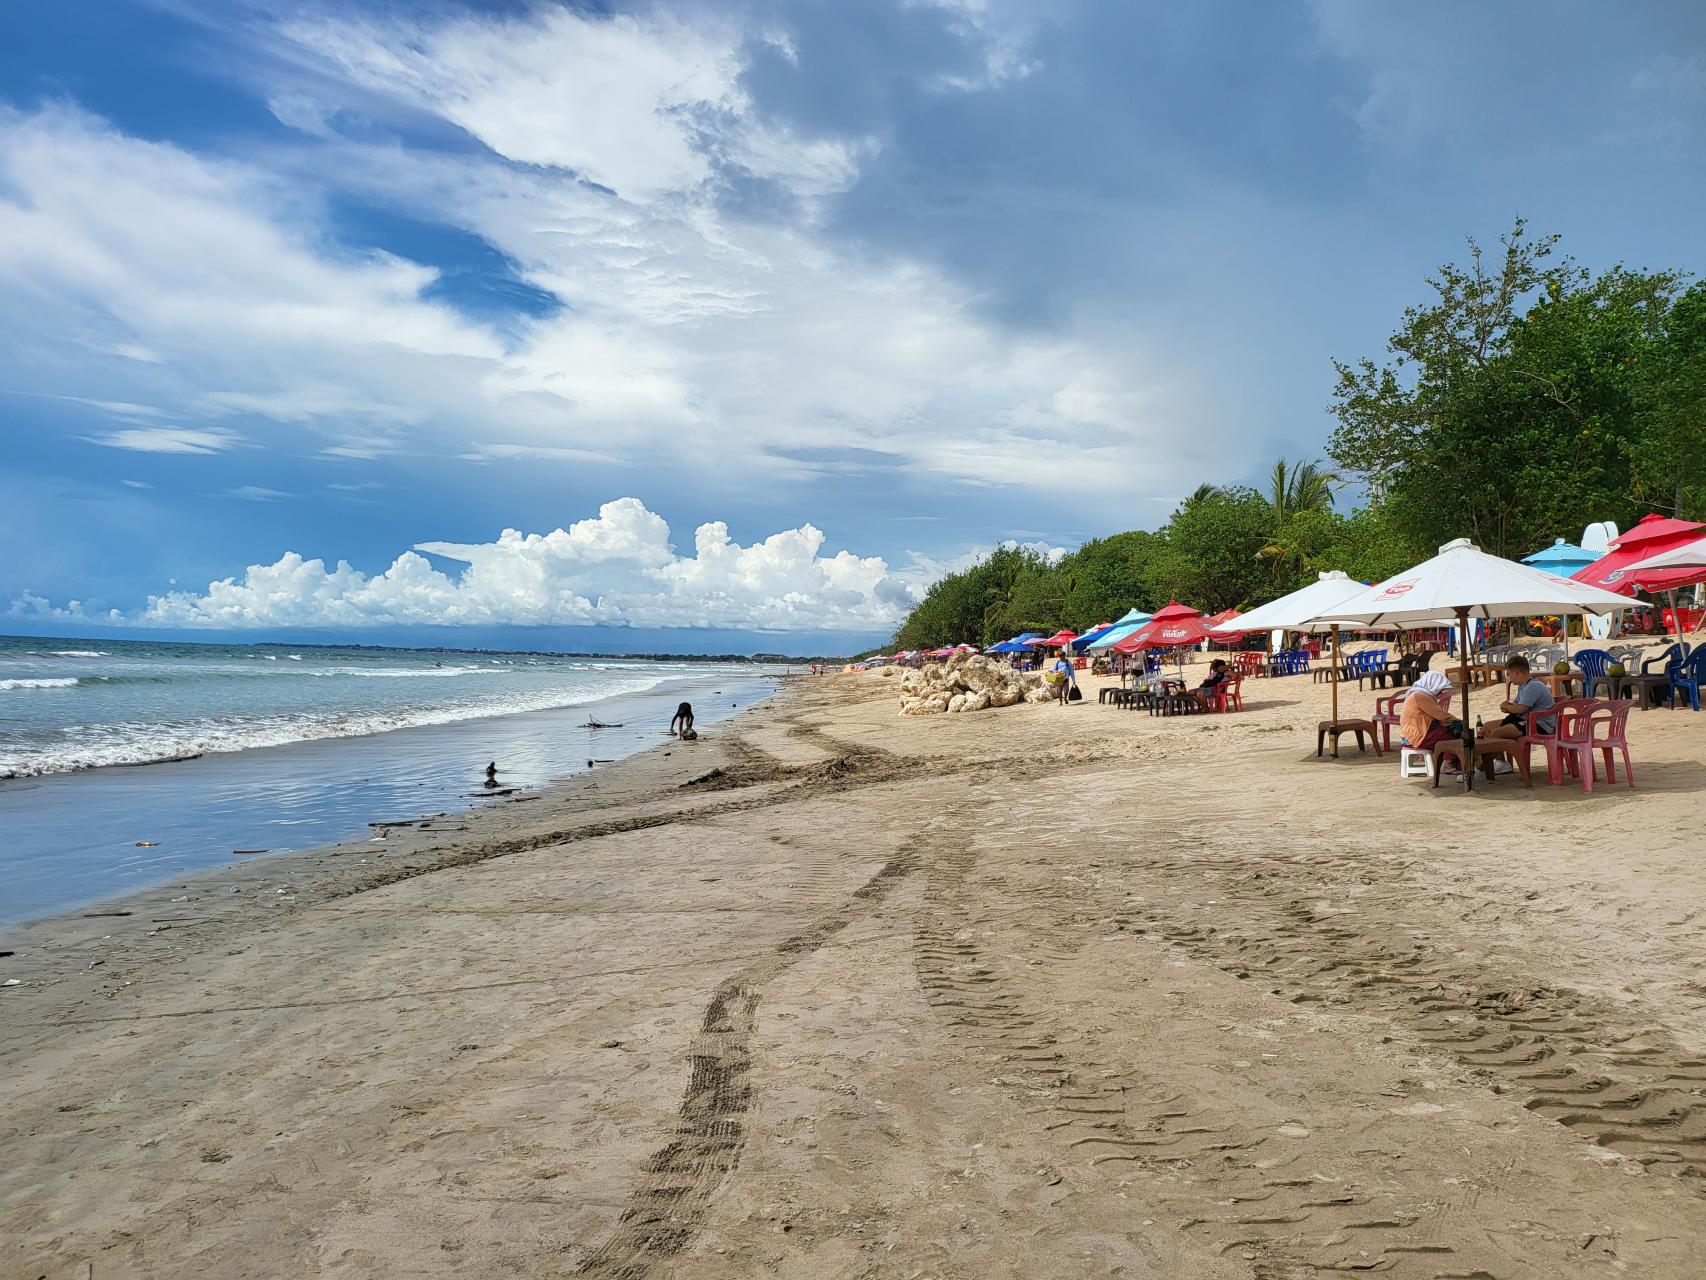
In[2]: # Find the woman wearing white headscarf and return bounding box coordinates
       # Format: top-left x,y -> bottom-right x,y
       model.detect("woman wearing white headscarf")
1398,670 -> 1457,750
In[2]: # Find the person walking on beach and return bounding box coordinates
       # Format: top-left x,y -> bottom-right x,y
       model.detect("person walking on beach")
1051,652 -> 1077,706
670,702 -> 697,739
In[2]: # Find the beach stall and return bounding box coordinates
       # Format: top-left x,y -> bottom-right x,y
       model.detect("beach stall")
1301,538 -> 1632,777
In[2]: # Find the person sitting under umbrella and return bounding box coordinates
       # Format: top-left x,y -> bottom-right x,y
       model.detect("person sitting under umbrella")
1479,654 -> 1555,746
1188,658 -> 1232,710
1398,671 -> 1459,754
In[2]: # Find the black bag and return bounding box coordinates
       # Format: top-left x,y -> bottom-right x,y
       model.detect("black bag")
1067,684 -> 1084,702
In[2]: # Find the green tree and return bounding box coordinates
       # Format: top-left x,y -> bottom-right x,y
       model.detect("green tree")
1328,219 -> 1681,558
1632,281 -> 1706,518
1056,530 -> 1164,627
1156,486 -> 1275,612
1257,457 -> 1340,582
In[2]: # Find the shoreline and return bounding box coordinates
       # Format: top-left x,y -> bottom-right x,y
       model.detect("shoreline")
7,663 -> 1706,1278
0,668 -> 788,936
0,674 -> 797,997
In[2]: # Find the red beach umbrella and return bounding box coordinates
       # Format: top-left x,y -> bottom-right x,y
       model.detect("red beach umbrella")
1038,629 -> 1079,647
1110,603 -> 1213,653
1112,616 -> 1216,652
1572,514 -> 1706,595
1147,600 -> 1203,622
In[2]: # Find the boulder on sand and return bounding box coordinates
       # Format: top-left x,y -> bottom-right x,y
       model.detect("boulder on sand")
894,654 -> 1045,715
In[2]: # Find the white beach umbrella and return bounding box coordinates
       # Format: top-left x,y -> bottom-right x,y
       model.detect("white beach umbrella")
1209,570 -> 1369,635
1209,571 -> 1387,725
1303,537 -> 1633,728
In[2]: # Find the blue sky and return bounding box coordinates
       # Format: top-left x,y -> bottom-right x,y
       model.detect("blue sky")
3,0 -> 1703,652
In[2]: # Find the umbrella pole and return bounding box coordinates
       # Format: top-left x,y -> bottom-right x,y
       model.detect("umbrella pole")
1330,623 -> 1340,723
1457,606 -> 1472,747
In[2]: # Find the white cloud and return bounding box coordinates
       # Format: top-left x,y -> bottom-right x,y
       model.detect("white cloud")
88,426 -> 243,454
0,9 -> 1197,506
136,497 -> 926,632
227,485 -> 291,501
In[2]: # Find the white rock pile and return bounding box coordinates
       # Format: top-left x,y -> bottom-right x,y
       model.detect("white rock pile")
897,650 -> 1051,715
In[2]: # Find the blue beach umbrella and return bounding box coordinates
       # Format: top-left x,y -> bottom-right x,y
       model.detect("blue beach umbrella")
1522,538 -> 1597,577
1086,615 -> 1152,651
1070,622 -> 1118,651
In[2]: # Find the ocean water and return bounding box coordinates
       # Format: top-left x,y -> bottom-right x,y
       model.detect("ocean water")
0,635 -> 784,925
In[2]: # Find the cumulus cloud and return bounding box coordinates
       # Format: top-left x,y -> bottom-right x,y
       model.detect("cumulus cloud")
137,497 -> 925,632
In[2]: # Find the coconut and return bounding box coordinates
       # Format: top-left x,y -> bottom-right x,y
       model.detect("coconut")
1607,661 -> 1627,679
1553,660 -> 1572,676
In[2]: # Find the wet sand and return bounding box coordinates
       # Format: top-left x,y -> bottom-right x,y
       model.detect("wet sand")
5,660 -> 1706,1278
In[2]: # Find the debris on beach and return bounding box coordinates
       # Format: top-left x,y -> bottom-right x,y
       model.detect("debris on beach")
583,718 -> 622,728
896,652 -> 1049,715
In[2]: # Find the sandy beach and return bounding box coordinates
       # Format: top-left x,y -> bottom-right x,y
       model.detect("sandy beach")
5,659 -> 1706,1279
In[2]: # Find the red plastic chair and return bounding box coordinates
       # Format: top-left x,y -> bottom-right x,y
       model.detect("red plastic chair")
1372,687 -> 1452,752
1546,700 -> 1636,792
1516,697 -> 1590,786
1210,675 -> 1243,712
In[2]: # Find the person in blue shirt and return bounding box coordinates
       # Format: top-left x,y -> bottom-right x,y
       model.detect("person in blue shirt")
1051,652 -> 1077,705
1481,654 -> 1556,742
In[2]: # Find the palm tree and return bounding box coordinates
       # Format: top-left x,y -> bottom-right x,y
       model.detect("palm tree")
1258,458 -> 1341,579
1265,458 -> 1340,523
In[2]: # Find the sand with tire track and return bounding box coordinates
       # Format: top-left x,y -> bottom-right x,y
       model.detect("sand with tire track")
5,659 -> 1706,1279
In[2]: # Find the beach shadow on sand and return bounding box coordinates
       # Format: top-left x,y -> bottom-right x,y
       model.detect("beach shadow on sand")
1387,756 -> 1706,803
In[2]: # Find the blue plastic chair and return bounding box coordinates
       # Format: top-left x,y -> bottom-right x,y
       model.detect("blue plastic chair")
1643,642 -> 1689,676
1671,648 -> 1706,712
1574,648 -> 1614,697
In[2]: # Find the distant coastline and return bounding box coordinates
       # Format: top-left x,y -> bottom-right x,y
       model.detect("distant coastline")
2,632 -> 858,665
251,641 -> 829,663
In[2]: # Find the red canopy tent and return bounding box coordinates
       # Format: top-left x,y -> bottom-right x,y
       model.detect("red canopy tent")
1572,515 -> 1706,595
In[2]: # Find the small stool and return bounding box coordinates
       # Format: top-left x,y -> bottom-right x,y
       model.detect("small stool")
1399,747 -> 1435,779
1316,718 -> 1381,758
